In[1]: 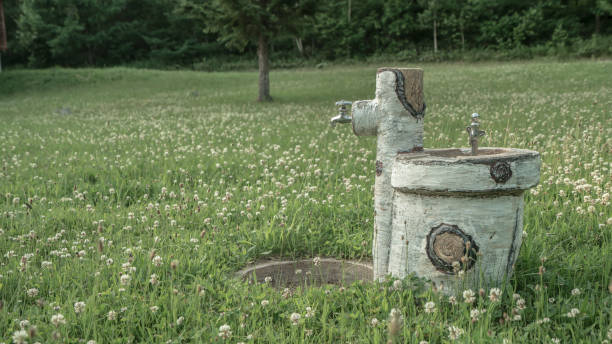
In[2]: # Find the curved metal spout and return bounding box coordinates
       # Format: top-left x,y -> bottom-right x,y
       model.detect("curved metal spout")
330,100 -> 352,127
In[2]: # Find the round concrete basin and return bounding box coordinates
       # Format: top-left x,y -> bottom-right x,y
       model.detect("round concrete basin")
387,147 -> 540,293
392,148 -> 540,194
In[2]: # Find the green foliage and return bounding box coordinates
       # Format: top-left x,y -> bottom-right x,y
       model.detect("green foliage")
1,0 -> 611,68
178,0 -> 318,51
11,0 -> 220,67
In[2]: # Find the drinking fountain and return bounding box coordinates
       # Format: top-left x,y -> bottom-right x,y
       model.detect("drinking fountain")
331,68 -> 540,292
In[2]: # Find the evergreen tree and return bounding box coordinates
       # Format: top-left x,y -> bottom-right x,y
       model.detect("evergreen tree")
180,0 -> 317,101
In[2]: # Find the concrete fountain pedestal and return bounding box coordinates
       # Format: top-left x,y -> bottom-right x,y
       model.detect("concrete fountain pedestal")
239,68 -> 540,294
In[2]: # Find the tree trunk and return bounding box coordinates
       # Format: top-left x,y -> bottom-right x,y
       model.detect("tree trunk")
433,19 -> 438,53
257,33 -> 271,102
295,37 -> 304,57
460,20 -> 465,51
348,0 -> 351,22
0,0 -> 7,53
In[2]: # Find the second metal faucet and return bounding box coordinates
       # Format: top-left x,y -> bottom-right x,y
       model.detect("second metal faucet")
466,113 -> 485,155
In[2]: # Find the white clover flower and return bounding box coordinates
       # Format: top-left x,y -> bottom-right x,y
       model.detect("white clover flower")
424,301 -> 436,313
290,312 -> 301,325
305,307 -> 314,318
448,295 -> 458,305
516,298 -> 526,310
489,288 -> 502,302
607,327 -> 612,340
12,329 -> 28,344
393,279 -> 402,290
27,288 -> 39,297
152,255 -> 162,266
107,310 -> 117,321
120,274 -> 131,286
51,313 -> 66,326
74,301 -> 86,314
264,276 -> 272,283
150,306 -> 159,313
470,309 -> 481,321
447,325 -> 464,340
565,308 -> 580,318
370,317 -> 379,327
571,288 -> 581,296
218,324 -> 231,339
536,317 -> 550,324
260,300 -> 269,307
313,256 -> 321,266
463,289 -> 476,304
176,316 -> 184,325
149,274 -> 159,285
389,308 -> 402,318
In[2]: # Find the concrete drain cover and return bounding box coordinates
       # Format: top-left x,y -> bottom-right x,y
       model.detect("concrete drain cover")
236,258 -> 373,289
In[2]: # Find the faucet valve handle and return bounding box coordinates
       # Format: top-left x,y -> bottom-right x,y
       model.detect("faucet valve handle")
467,113 -> 485,155
331,100 -> 353,127
467,113 -> 485,135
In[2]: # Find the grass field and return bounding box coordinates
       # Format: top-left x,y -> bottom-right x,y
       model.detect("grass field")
0,60 -> 611,343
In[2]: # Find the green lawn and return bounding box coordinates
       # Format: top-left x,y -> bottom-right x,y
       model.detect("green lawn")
0,60 -> 611,343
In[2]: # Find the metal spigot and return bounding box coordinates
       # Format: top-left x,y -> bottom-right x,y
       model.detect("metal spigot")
466,113 -> 485,155
330,100 -> 352,127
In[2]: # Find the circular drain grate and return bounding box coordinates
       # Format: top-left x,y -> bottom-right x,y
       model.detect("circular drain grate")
236,258 -> 372,289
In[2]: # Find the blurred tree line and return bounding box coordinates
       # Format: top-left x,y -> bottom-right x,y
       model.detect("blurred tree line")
1,0 -> 611,69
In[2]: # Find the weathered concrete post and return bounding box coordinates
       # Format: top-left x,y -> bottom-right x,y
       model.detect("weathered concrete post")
350,68 -> 426,280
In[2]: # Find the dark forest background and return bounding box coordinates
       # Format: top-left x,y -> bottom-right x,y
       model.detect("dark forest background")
2,0 -> 611,70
